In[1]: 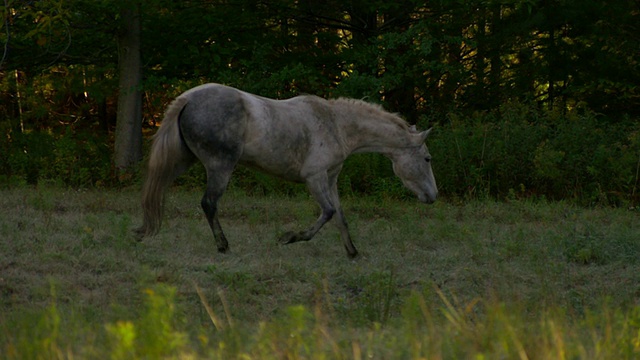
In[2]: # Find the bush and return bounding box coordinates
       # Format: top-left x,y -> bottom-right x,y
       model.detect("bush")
430,103 -> 639,205
1,130 -> 55,185
2,102 -> 638,206
0,128 -> 113,188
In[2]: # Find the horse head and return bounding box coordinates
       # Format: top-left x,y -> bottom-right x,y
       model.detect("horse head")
390,127 -> 438,204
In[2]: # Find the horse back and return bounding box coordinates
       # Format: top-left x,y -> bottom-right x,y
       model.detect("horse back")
241,93 -> 347,181
179,84 -> 346,181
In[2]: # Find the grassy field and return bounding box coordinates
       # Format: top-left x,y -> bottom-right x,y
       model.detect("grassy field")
1,186 -> 639,359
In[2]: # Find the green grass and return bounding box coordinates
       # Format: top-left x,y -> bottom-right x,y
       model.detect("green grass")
1,186 -> 639,359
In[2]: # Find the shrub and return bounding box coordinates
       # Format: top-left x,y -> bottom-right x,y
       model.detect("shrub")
0,130 -> 55,185
2,102 -> 637,206
0,128 -> 112,188
430,103 -> 639,205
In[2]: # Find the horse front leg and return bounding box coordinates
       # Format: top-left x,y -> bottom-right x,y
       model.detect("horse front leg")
329,182 -> 358,258
278,172 -> 335,245
279,170 -> 358,258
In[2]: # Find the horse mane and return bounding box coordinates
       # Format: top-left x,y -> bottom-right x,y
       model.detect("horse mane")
328,98 -> 410,130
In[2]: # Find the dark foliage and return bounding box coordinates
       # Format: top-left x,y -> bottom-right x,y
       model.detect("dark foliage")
1,0 -> 638,204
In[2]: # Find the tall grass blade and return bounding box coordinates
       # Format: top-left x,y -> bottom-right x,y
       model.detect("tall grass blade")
194,284 -> 225,331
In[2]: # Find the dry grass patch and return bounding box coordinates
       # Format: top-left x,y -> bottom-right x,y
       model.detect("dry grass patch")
1,186 -> 639,358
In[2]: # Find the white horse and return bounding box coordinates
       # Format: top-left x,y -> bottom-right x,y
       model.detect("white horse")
137,83 -> 437,258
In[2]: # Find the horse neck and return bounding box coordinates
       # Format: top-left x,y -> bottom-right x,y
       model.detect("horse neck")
343,114 -> 411,156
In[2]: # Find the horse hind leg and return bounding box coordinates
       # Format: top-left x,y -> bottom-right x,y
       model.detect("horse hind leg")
201,164 -> 236,253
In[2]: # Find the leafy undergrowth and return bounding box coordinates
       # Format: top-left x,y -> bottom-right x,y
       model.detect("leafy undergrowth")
0,187 -> 639,358
3,283 -> 640,359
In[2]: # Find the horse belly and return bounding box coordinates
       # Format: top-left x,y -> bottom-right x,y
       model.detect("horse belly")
240,128 -> 312,183
240,148 -> 307,182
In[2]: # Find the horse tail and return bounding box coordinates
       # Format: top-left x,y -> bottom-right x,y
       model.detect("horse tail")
136,96 -> 192,238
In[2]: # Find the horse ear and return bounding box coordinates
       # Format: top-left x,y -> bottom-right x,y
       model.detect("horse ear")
412,128 -> 432,145
423,127 -> 432,140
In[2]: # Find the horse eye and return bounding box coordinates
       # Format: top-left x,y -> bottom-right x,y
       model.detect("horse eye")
424,157 -> 431,163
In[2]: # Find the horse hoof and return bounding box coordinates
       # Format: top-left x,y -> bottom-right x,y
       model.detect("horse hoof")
278,231 -> 299,245
217,246 -> 228,253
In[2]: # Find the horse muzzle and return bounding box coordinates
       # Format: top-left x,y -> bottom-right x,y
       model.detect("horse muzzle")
418,190 -> 437,204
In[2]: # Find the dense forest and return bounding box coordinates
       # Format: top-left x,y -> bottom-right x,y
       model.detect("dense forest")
1,0 -> 639,205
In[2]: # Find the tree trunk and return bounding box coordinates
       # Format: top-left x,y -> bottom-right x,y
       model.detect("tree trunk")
114,1 -> 142,174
